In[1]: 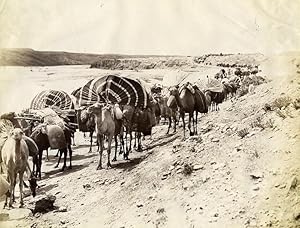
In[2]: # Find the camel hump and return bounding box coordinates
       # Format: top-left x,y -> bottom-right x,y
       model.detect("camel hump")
179,83 -> 195,95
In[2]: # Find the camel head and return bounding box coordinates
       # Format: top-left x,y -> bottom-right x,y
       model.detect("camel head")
10,128 -> 24,141
87,103 -> 104,115
0,112 -> 16,121
168,86 -> 179,97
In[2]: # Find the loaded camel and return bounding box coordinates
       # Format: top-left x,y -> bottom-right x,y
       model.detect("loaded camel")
87,102 -> 124,170
30,124 -> 73,179
168,83 -> 208,139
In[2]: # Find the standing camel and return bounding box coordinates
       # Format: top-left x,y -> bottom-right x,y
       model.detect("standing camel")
169,84 -> 196,139
76,107 -> 96,153
87,103 -> 115,170
1,128 -> 37,208
169,83 -> 207,139
166,94 -> 179,134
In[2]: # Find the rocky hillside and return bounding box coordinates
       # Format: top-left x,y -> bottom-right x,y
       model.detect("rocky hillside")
0,53 -> 299,228
194,53 -> 266,68
0,48 -> 176,66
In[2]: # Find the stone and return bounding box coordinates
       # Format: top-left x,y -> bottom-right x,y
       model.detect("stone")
33,195 -> 56,214
58,206 -> 67,212
289,176 -> 298,190
157,208 -> 165,213
193,164 -> 204,171
7,208 -> 32,220
202,176 -> 210,183
252,186 -> 260,191
60,220 -> 68,225
169,165 -> 175,171
137,202 -> 143,208
250,172 -> 263,179
176,169 -> 183,174
211,138 -> 219,142
83,184 -> 92,189
294,211 -> 300,220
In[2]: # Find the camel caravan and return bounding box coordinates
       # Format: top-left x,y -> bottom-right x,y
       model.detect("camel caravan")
0,68 -> 264,208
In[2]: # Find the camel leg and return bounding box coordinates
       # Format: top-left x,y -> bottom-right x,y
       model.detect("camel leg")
55,150 -> 61,168
88,131 -> 93,153
119,132 -> 124,155
9,172 -> 15,207
19,172 -> 24,207
113,136 -> 117,162
181,112 -> 186,139
188,113 -> 193,136
167,116 -> 171,134
107,135 -> 113,168
97,134 -> 103,170
195,112 -> 198,135
68,144 -> 72,169
129,132 -> 132,152
120,134 -> 127,159
12,172 -> 17,203
3,175 -> 10,208
72,134 -> 76,146
125,132 -> 128,154
173,113 -> 177,133
133,132 -> 137,149
62,148 -> 67,171
137,132 -> 142,152
38,150 -> 43,179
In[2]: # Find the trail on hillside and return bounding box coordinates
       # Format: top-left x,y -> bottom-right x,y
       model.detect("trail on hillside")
0,54 -> 300,228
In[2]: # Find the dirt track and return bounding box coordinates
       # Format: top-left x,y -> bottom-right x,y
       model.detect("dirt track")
0,54 -> 300,228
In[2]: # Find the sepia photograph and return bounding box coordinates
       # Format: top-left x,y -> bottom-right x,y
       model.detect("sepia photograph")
0,0 -> 299,227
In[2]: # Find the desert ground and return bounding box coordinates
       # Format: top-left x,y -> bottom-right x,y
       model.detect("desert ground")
0,53 -> 299,228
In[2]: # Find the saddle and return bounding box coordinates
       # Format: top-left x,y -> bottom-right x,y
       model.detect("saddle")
179,82 -> 195,95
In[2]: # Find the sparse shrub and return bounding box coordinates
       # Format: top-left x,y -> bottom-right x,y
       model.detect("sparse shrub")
272,96 -> 292,109
264,118 -> 275,129
237,128 -> 249,138
275,110 -> 286,119
293,98 -> 300,110
237,85 -> 248,97
251,116 -> 275,129
263,103 -> 272,111
251,116 -> 264,129
183,163 -> 193,176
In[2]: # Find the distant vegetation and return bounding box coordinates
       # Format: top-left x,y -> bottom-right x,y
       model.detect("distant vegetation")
0,48 -> 265,69
0,48 -> 178,66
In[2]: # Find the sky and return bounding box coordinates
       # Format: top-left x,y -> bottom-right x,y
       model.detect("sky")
0,0 -> 299,55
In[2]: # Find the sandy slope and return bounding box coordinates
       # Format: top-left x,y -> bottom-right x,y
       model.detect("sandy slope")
0,54 -> 299,228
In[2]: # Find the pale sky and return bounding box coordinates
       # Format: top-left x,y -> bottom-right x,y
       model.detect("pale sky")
0,0 -> 299,55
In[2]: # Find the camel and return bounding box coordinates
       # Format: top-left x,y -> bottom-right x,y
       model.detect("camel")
76,107 -> 96,153
1,128 -> 37,208
87,103 -> 115,170
169,84 -> 195,139
169,83 -> 207,139
193,85 -> 208,134
30,124 -> 73,179
122,104 -> 156,153
165,94 -> 179,134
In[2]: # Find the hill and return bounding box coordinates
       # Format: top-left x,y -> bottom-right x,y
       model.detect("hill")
0,53 -> 299,228
0,48 -> 178,66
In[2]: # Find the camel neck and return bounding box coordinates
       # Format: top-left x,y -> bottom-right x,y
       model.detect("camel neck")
174,91 -> 184,109
15,139 -> 21,155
